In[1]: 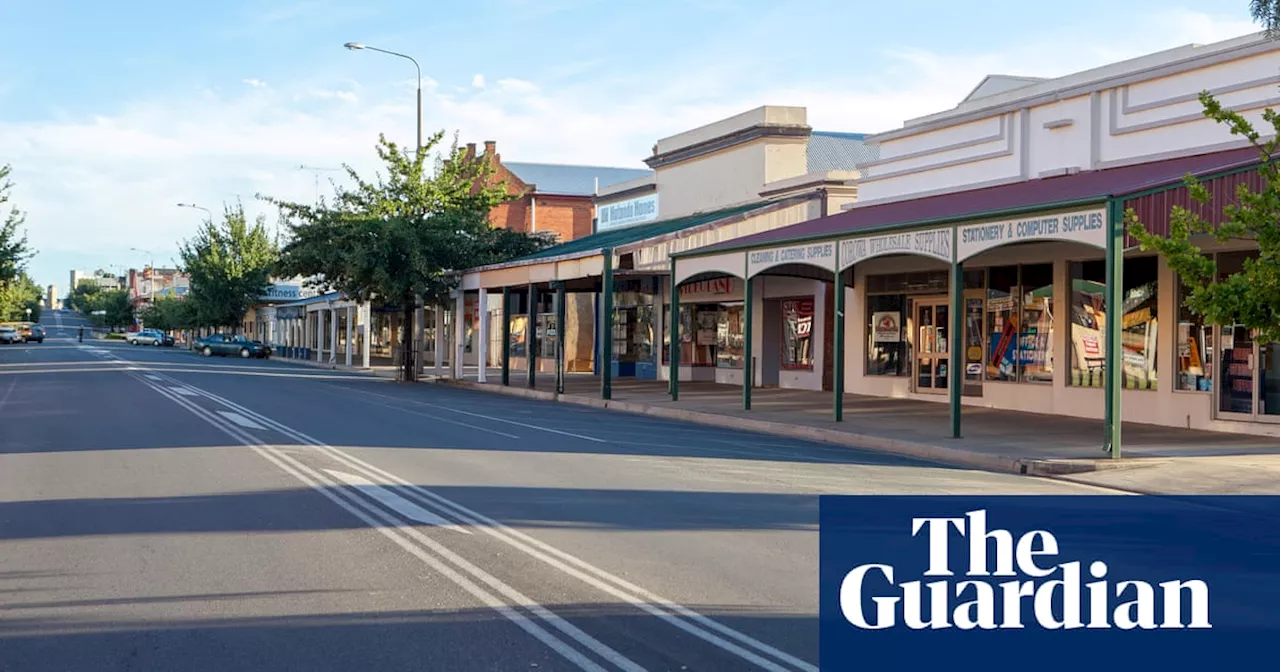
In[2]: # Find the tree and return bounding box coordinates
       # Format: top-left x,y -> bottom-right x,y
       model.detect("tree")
0,271 -> 41,322
64,279 -> 101,313
179,202 -> 278,331
263,133 -> 554,381
138,296 -> 195,332
1128,91 -> 1280,341
1253,0 -> 1280,38
0,165 -> 32,287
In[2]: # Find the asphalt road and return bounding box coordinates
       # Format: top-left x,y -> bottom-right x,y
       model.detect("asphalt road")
0,310 -> 1108,671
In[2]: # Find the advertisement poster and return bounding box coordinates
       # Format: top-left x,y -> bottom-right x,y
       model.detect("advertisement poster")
872,311 -> 900,343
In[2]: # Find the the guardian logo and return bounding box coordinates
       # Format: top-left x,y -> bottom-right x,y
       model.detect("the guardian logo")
840,509 -> 1211,631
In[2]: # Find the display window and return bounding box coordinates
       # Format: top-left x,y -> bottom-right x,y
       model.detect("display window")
1068,257 -> 1158,389
781,298 -> 814,370
716,304 -> 745,369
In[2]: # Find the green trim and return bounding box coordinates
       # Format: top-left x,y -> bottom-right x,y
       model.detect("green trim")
555,283 -> 566,395
671,196 -> 1108,260
669,258 -> 680,401
949,230 -> 963,439
743,272 -> 753,411
1102,199 -> 1124,458
833,249 -> 845,422
500,287 -> 511,387
526,284 -> 537,390
601,249 -> 614,401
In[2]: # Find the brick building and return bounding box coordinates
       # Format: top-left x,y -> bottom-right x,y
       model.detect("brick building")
466,140 -> 652,243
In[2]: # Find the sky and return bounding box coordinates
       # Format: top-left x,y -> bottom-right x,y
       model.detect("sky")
0,0 -> 1260,291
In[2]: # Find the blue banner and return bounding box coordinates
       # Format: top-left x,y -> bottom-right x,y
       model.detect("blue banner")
819,496 -> 1280,671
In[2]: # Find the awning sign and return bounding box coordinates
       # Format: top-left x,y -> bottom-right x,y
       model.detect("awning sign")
748,242 -> 836,277
839,227 -> 952,270
956,208 -> 1107,262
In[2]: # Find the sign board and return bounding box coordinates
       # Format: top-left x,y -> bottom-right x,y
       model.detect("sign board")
748,241 -> 837,277
839,228 -> 952,270
679,277 -> 740,299
872,312 -> 901,343
597,193 -> 659,231
260,284 -> 320,302
956,208 -> 1108,262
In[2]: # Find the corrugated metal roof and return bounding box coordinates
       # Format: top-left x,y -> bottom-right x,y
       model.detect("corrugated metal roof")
504,162 -> 653,196
510,200 -> 776,264
684,146 -> 1261,256
806,131 -> 879,173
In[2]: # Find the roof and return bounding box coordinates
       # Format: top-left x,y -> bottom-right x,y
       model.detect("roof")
961,75 -> 1049,103
506,200 -> 778,265
503,162 -> 653,197
806,131 -> 879,173
684,146 -> 1260,256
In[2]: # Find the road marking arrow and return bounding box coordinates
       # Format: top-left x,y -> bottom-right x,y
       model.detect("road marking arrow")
324,469 -> 472,534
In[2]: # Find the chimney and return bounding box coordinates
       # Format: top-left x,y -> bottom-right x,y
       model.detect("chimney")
484,140 -> 498,163
465,142 -> 476,159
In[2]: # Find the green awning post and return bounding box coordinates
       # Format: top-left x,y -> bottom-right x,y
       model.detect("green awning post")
1103,199 -> 1124,458
527,283 -> 538,389
501,287 -> 511,387
601,248 -> 614,401
949,255 -> 963,439
669,259 -> 680,401
554,282 -> 566,395
743,273 -> 754,411
834,253 -> 846,422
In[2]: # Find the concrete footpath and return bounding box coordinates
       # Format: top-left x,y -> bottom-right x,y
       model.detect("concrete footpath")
424,372 -> 1280,496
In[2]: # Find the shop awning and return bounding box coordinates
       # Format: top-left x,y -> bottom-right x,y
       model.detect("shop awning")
679,146 -> 1260,259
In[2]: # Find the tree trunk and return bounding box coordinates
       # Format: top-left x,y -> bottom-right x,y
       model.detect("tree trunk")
401,294 -> 416,382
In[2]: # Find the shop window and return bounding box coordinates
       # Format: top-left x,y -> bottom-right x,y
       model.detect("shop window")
866,295 -> 906,376
1176,274 -> 1211,392
781,298 -> 814,370
1068,257 -> 1158,389
612,293 -> 654,364
985,265 -> 1018,382
716,303 -> 745,368
1019,264 -> 1054,383
662,304 -> 717,366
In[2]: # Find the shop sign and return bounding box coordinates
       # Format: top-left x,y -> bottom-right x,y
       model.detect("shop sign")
956,207 -> 1107,262
261,284 -> 319,301
748,241 -> 836,277
839,227 -> 952,270
597,194 -> 659,231
679,277 -> 739,298
872,311 -> 901,343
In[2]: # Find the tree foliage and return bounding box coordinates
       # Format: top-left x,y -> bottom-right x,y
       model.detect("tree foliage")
138,296 -> 196,332
1253,0 -> 1280,38
262,133 -> 554,379
179,202 -> 278,330
0,165 -> 32,287
68,285 -> 134,329
1128,91 -> 1280,341
0,271 -> 42,322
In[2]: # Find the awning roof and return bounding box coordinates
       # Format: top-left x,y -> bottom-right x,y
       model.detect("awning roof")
497,200 -> 777,267
681,146 -> 1260,257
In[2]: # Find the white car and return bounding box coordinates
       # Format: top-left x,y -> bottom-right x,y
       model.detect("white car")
0,327 -> 20,344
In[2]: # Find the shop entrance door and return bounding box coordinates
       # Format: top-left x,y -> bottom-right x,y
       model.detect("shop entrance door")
913,298 -> 950,394
1217,324 -> 1280,422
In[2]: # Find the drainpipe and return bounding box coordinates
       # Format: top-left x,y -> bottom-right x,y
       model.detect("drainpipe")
530,195 -> 537,232
819,187 -> 829,218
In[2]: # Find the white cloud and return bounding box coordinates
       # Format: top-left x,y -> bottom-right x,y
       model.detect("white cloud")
2,10 -> 1262,286
242,78 -> 268,89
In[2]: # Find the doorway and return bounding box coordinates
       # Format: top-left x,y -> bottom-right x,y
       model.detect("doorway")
913,297 -> 950,394
1218,324 -> 1280,421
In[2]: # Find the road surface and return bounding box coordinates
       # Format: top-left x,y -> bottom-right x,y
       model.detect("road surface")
0,310 -> 1107,671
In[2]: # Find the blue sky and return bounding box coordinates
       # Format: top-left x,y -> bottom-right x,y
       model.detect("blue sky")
0,0 -> 1256,290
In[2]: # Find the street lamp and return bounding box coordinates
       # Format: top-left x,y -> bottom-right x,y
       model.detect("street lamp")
344,41 -> 422,155
176,203 -> 212,219
298,165 -> 342,203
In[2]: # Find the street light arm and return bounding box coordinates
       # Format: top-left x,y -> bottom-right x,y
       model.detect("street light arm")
360,45 -> 421,83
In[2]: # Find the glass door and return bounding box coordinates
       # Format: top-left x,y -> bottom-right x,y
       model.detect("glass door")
1216,326 -> 1280,421
914,299 -> 950,394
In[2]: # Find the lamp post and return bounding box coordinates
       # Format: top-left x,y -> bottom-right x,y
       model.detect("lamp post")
176,203 -> 212,219
343,42 -> 422,155
298,165 -> 342,204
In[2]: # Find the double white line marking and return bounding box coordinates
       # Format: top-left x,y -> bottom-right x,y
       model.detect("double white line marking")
130,368 -> 816,672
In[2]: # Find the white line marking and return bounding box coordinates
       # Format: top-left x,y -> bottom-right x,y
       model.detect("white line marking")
217,411 -> 267,430
172,374 -> 812,672
168,386 -> 198,396
132,373 -> 636,672
320,386 -> 520,439
325,470 -> 472,534
145,374 -> 163,381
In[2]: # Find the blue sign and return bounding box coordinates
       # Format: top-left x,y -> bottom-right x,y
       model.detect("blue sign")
820,496 -> 1280,671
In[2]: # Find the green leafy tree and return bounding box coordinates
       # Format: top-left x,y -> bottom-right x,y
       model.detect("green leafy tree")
179,202 -> 278,331
64,279 -> 101,313
1128,91 -> 1280,341
263,133 -> 553,381
0,165 -> 32,287
0,271 -> 42,322
139,296 -> 196,332
1253,0 -> 1280,37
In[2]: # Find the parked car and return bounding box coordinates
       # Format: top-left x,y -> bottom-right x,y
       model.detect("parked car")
0,326 -> 20,344
129,329 -> 174,347
193,334 -> 271,359
21,324 -> 43,343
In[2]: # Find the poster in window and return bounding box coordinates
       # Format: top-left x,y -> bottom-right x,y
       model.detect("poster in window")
872,311 -> 900,343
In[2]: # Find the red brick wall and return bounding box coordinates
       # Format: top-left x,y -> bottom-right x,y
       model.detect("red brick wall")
470,141 -> 596,243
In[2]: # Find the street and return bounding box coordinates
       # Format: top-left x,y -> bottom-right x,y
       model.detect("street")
0,310 -> 1110,671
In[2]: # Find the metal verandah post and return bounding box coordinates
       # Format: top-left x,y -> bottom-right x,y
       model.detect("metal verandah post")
834,260 -> 846,422
1103,199 -> 1124,458
527,283 -> 537,389
743,273 -> 754,411
555,282 -> 566,394
949,252 -> 964,439
669,258 -> 680,401
601,248 -> 614,401
501,287 -> 511,387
